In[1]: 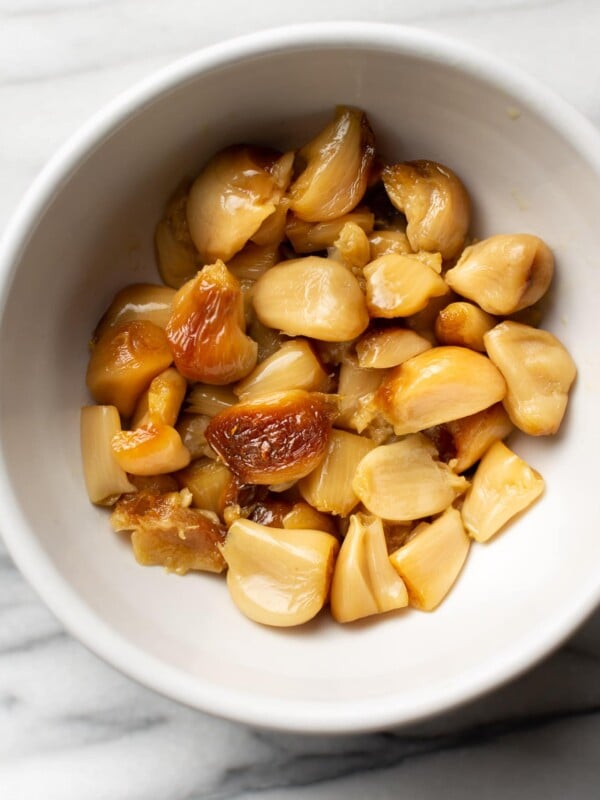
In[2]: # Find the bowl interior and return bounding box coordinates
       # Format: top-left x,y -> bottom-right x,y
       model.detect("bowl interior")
1,29 -> 599,732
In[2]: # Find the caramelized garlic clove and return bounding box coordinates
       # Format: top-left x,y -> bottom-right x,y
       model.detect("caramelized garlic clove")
94,283 -> 177,340
374,346 -> 506,435
445,234 -> 554,315
176,458 -> 238,517
352,434 -> 469,522
205,390 -> 338,485
234,339 -> 328,401
461,441 -> 545,542
221,519 -> 339,627
382,160 -> 470,259
355,327 -> 432,369
484,321 -> 576,435
155,183 -> 200,288
289,106 -> 376,222
435,301 -> 496,352
111,423 -> 191,475
389,507 -> 470,611
166,260 -> 258,384
226,240 -> 281,284
330,513 -> 408,623
286,208 -> 374,254
131,367 -> 187,428
364,253 -> 448,318
252,256 -> 369,341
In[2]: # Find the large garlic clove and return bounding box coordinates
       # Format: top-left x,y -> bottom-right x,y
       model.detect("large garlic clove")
252,256 -> 369,341
330,513 -> 408,623
288,106 -> 376,222
286,208 -> 374,254
382,160 -> 470,259
205,390 -> 338,485
186,145 -> 285,264
355,327 -> 432,369
94,283 -> 177,340
352,434 -> 469,521
221,519 -> 339,627
364,253 -> 448,318
80,405 -> 137,505
111,423 -> 191,475
166,260 -> 257,384
484,321 -> 576,436
131,367 -> 187,428
299,429 -> 376,516
434,301 -> 496,352
234,339 -> 328,401
155,183 -> 200,288
445,234 -> 554,315
374,346 -> 506,435
461,440 -> 544,542
86,320 -> 173,418
389,507 -> 470,611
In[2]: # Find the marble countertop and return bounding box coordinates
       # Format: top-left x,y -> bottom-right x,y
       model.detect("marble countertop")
1,1 -> 599,797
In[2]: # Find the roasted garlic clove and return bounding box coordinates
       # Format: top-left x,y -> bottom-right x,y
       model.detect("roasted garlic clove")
335,357 -> 388,432
94,283 -> 177,340
177,458 -> 247,517
80,405 -> 137,505
185,384 -> 237,416
355,327 -> 432,369
288,106 -> 375,222
252,256 -> 369,341
484,321 -> 576,435
234,339 -> 328,401
461,440 -> 545,542
205,390 -> 338,484
435,301 -> 496,352
352,434 -> 469,521
374,346 -> 506,435
131,367 -> 187,428
364,253 -> 448,318
111,488 -> 226,574
286,208 -> 374,254
249,499 -> 338,536
155,183 -> 200,288
445,234 -> 554,315
389,507 -> 470,611
111,423 -> 191,475
166,260 -> 257,384
368,230 -> 412,260
175,414 -> 215,460
226,240 -> 281,284
382,160 -> 470,259
86,320 -> 173,418
299,429 -> 376,516
221,518 -> 339,627
330,513 -> 408,623
331,221 -> 371,269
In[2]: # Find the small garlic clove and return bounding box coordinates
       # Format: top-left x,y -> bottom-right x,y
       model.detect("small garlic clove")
374,346 -> 506,435
252,256 -> 369,342
94,283 -> 177,340
368,229 -> 412,260
286,208 -> 374,254
111,423 -> 191,475
335,357 -> 388,432
461,440 -> 545,542
435,301 -> 496,352
155,183 -> 200,288
221,519 -> 339,627
226,240 -> 281,284
389,507 -> 470,611
331,221 -> 371,269
364,253 -> 448,318
176,458 -> 238,517
445,234 -> 554,315
185,384 -> 237,417
352,434 -> 469,521
175,413 -> 215,460
234,339 -> 328,401
382,160 -> 470,259
205,390 -> 338,485
131,367 -> 187,428
484,321 -> 577,436
330,513 -> 408,623
355,327 -> 432,369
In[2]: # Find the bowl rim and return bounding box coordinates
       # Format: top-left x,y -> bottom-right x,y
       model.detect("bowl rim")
1,21 -> 600,734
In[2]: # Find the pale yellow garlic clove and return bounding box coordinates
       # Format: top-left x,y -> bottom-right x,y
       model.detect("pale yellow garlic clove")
435,301 -> 496,352
299,429 -> 376,516
111,423 -> 191,475
355,327 -> 432,369
375,346 -> 506,435
368,230 -> 412,260
382,160 -> 470,259
286,208 -> 374,254
352,434 -> 469,521
335,357 -> 388,432
176,458 -> 238,517
484,321 -> 576,435
94,283 -> 177,340
282,503 -> 338,536
226,241 -> 281,283
131,367 -> 187,428
155,183 -> 200,288
185,384 -> 237,417
445,234 -> 554,315
331,221 -> 371,269
364,253 -> 448,318
288,107 -> 375,222
330,513 -> 408,623
461,440 -> 544,542
80,405 -> 137,505
221,519 -> 339,627
252,256 -> 369,341
234,339 -> 328,401
389,507 -> 470,611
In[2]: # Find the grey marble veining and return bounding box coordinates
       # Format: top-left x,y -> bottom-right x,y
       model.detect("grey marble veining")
1,1 -> 599,798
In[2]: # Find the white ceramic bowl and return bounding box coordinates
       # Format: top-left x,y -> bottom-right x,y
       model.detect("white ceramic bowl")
1,23 -> 599,734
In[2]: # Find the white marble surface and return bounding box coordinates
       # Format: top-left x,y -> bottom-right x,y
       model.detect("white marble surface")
1,1 -> 600,797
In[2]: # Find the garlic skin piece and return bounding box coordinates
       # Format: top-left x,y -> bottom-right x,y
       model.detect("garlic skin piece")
186,145 -> 286,264
375,346 -> 506,435
352,434 -> 469,521
389,507 -> 470,611
461,441 -> 545,542
166,260 -> 257,384
445,234 -> 554,315
484,321 -> 576,435
252,256 -> 369,341
288,107 -> 376,222
330,513 -> 408,623
382,160 -> 470,259
435,302 -> 496,352
221,519 -> 339,627
364,253 -> 448,318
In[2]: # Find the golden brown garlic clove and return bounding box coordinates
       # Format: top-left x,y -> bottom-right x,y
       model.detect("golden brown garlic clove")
435,301 -> 496,352
94,283 -> 177,340
355,327 -> 432,369
331,221 -> 371,269
364,253 -> 448,318
286,208 -> 374,254
131,367 -> 187,428
111,423 -> 191,475
368,229 -> 412,260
